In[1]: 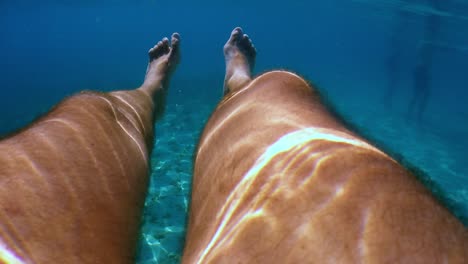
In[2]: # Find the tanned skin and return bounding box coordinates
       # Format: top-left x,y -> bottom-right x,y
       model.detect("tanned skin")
182,27 -> 468,264
0,33 -> 180,264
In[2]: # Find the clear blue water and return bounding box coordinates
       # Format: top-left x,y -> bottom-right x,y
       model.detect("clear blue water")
1,1 -> 468,263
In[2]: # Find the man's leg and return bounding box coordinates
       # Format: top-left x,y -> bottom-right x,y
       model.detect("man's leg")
0,33 -> 180,264
183,28 -> 468,263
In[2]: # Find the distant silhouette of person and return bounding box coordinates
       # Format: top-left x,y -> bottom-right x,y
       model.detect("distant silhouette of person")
383,5 -> 410,108
407,60 -> 431,122
407,0 -> 441,123
383,48 -> 401,108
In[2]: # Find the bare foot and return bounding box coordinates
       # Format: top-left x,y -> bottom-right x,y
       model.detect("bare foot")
223,27 -> 256,95
140,33 -> 181,97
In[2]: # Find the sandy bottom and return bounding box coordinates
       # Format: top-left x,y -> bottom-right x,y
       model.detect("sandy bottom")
136,99 -> 211,264
135,88 -> 468,264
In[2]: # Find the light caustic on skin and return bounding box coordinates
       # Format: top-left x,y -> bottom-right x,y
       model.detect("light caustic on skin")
197,127 -> 388,263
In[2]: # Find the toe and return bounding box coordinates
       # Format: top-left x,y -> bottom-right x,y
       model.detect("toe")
148,42 -> 160,57
169,33 -> 181,62
233,27 -> 243,34
241,34 -> 250,45
250,44 -> 257,56
171,33 -> 180,49
172,33 -> 180,42
162,38 -> 170,51
154,41 -> 163,52
230,27 -> 243,42
240,35 -> 254,51
162,38 -> 169,48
